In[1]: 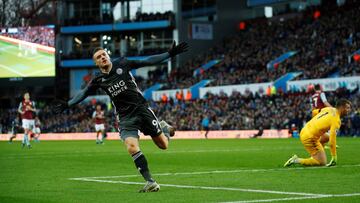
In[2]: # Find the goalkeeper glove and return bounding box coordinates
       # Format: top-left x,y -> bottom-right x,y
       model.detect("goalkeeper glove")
52,100 -> 68,114
168,41 -> 189,57
326,156 -> 337,167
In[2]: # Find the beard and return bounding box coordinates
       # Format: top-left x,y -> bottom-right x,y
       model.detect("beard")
100,64 -> 111,73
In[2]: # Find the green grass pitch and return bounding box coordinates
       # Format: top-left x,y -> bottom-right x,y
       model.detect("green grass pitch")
1,138 -> 359,203
0,40 -> 55,78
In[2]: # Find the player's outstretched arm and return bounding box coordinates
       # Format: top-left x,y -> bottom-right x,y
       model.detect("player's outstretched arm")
168,41 -> 189,57
129,41 -> 189,69
320,93 -> 332,108
53,83 -> 96,113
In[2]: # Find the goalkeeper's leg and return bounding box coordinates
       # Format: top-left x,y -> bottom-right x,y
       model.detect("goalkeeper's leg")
299,151 -> 327,166
284,151 -> 326,167
284,139 -> 327,167
320,134 -> 329,147
301,140 -> 327,166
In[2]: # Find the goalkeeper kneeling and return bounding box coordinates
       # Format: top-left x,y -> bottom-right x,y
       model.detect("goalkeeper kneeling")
284,99 -> 351,167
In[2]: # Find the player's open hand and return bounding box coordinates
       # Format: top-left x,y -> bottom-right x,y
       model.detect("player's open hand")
52,100 -> 68,114
168,41 -> 189,57
326,156 -> 337,167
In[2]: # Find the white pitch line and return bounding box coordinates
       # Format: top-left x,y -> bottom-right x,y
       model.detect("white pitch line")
69,178 -> 322,196
156,146 -> 300,154
0,64 -> 26,77
220,196 -> 328,203
221,193 -> 360,203
0,45 -> 44,60
2,146 -> 298,157
0,147 -> 301,159
72,164 -> 360,179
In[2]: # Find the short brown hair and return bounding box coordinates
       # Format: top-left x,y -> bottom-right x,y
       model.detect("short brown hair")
92,47 -> 104,56
336,99 -> 351,108
314,84 -> 321,91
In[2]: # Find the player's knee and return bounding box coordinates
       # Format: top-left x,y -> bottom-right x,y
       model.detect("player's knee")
127,147 -> 138,154
319,161 -> 326,166
156,138 -> 168,150
159,142 -> 168,150
320,135 -> 329,144
316,158 -> 327,166
126,143 -> 139,154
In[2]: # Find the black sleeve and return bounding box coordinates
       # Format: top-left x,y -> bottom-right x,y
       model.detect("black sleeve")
67,80 -> 98,107
128,52 -> 170,69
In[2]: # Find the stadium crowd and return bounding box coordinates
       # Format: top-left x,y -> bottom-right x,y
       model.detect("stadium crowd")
60,2 -> 360,92
0,102 -> 117,134
1,26 -> 55,47
151,87 -> 360,136
1,87 -> 359,137
135,3 -> 360,90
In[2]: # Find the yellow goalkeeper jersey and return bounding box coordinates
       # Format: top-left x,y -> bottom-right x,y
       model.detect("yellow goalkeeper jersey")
302,107 -> 341,156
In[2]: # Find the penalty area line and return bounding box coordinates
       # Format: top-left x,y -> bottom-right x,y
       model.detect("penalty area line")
0,64 -> 26,77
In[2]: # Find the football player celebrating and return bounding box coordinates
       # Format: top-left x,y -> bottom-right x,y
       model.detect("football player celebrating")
54,41 -> 188,192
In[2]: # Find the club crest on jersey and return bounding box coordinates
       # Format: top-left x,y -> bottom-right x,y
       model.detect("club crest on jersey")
116,68 -> 123,75
152,120 -> 158,126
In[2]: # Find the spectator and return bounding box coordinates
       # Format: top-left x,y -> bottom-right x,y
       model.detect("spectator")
185,90 -> 192,101
161,93 -> 168,103
176,91 -> 183,101
201,114 -> 210,139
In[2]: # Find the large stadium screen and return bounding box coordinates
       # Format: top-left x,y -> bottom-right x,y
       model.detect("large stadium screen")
0,25 -> 55,78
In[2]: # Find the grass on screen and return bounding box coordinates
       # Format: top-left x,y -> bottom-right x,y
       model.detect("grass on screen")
0,138 -> 359,203
0,40 -> 55,78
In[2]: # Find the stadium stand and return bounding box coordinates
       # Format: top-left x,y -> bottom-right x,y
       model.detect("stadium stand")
0,86 -> 358,136
0,26 -> 55,47
134,3 -> 360,90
